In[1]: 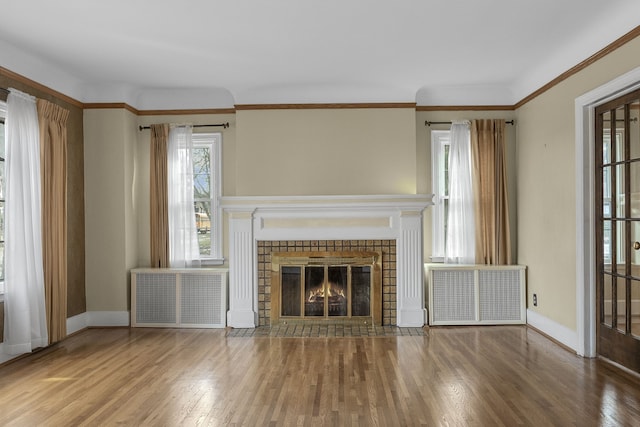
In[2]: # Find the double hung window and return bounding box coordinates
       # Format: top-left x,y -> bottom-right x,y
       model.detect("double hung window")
431,130 -> 450,261
191,132 -> 222,263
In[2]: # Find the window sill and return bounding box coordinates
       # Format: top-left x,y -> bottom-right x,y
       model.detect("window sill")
201,258 -> 225,267
429,256 -> 445,263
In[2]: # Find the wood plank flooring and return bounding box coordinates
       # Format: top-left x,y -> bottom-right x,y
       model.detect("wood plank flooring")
0,326 -> 639,426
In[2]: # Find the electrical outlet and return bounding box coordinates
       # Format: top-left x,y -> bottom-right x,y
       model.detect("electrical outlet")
533,293 -> 538,307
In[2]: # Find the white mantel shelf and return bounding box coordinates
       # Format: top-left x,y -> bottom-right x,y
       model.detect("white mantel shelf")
221,194 -> 433,210
221,194 -> 433,328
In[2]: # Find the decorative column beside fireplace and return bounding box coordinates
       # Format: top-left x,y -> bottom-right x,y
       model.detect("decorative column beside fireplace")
226,210 -> 258,327
222,195 -> 432,328
397,211 -> 426,326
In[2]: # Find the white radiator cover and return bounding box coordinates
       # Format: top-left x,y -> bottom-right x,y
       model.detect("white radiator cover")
131,268 -> 228,328
427,264 -> 526,325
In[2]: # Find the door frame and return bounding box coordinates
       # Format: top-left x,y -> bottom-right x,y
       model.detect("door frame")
575,66 -> 640,357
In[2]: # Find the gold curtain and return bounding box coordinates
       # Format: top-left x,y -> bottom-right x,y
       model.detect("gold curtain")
37,99 -> 69,344
150,124 -> 170,268
471,119 -> 512,265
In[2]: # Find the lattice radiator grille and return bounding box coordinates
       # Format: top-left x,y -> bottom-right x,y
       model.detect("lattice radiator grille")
135,273 -> 177,324
431,270 -> 476,322
479,270 -> 522,321
428,265 -> 526,325
131,269 -> 227,328
181,273 -> 225,326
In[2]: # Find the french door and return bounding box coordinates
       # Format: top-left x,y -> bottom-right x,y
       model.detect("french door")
595,89 -> 640,372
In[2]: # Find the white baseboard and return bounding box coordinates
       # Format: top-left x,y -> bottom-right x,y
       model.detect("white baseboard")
0,343 -> 18,364
67,312 -> 88,335
397,308 -> 428,327
87,311 -> 130,327
527,309 -> 578,353
66,311 -> 131,331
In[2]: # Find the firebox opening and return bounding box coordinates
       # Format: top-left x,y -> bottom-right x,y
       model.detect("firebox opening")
272,251 -> 382,325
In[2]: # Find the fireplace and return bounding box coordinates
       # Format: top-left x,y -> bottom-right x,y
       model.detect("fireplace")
222,195 -> 432,328
271,251 -> 382,325
257,240 -> 395,326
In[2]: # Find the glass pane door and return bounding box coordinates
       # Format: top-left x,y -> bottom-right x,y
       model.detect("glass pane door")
595,92 -> 640,373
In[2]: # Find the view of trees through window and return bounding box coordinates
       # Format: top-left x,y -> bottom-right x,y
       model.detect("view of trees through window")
191,132 -> 221,260
193,143 -> 212,256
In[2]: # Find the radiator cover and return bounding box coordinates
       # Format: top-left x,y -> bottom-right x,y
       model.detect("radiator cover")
427,265 -> 526,325
131,268 -> 228,328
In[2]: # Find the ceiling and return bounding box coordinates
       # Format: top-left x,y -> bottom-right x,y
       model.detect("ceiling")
1,0 -> 639,109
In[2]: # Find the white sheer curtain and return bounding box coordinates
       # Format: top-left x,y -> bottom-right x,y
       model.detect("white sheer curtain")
167,125 -> 201,268
3,88 -> 48,354
445,120 -> 475,264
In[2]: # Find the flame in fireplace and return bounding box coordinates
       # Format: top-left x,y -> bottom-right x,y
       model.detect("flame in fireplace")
307,282 -> 346,302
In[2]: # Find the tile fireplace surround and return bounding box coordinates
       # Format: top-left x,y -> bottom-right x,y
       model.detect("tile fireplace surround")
262,242 -> 388,326
221,195 -> 432,328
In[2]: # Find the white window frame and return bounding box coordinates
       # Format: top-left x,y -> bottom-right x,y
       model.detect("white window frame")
0,100 -> 5,298
192,132 -> 224,265
431,130 -> 450,262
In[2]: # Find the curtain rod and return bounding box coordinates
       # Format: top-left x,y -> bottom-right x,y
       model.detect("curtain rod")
425,120 -> 515,127
138,122 -> 229,131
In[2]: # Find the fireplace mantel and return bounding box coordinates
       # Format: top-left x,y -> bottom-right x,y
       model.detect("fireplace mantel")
221,195 -> 433,327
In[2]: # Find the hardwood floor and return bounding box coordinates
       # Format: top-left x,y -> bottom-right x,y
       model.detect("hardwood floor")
1,326 -> 639,426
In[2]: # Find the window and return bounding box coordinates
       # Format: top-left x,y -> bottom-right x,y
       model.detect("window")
191,132 -> 223,264
0,101 -> 5,294
431,130 -> 450,261
602,129 -> 624,265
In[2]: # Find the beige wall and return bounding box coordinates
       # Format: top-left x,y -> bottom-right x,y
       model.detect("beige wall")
85,111 -> 238,311
123,111 -> 138,310
235,108 -> 417,196
84,109 -> 137,312
516,36 -> 640,331
80,32 -> 640,332
93,108 -> 418,311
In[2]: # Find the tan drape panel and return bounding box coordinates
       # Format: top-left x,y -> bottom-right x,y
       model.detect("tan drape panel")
37,99 -> 69,344
150,124 -> 170,268
471,119 -> 512,265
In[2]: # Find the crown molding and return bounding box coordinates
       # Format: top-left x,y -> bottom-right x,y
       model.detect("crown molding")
235,102 -> 417,110
0,66 -> 83,108
416,105 -> 515,111
515,24 -> 640,108
3,25 -> 640,113
83,102 -> 139,114
83,104 -> 236,116
137,108 -> 236,116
